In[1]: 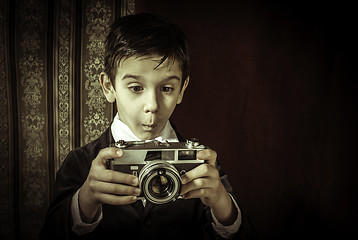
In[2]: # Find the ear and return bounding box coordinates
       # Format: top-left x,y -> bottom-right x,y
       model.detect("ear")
176,77 -> 189,104
100,72 -> 116,103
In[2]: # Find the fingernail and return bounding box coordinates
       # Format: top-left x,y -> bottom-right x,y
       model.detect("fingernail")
132,196 -> 137,201
116,150 -> 122,156
134,188 -> 141,196
181,176 -> 187,184
197,151 -> 204,158
132,178 -> 139,185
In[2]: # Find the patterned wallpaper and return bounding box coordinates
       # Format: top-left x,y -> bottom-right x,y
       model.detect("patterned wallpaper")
0,0 -> 12,238
0,0 -> 135,239
81,0 -> 113,145
16,1 -> 48,238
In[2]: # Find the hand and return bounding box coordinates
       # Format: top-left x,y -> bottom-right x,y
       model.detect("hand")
180,149 -> 237,225
78,147 -> 141,222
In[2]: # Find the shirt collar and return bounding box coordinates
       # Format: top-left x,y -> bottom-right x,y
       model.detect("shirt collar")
111,113 -> 178,142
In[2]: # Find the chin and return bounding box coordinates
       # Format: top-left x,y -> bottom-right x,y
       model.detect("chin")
136,131 -> 159,141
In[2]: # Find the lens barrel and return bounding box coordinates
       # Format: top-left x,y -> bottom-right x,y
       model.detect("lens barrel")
139,161 -> 181,204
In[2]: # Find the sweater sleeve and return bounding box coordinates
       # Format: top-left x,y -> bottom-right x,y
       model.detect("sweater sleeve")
39,149 -> 93,240
208,160 -> 256,240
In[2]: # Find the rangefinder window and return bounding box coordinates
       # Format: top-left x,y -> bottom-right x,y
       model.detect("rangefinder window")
178,150 -> 196,160
145,151 -> 175,161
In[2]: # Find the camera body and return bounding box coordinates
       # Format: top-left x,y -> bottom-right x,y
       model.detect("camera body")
108,138 -> 205,204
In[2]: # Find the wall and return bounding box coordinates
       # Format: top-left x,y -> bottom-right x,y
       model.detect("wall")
0,0 -> 134,239
136,0 -> 357,239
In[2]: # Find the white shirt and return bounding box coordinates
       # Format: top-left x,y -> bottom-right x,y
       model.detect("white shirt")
72,114 -> 242,238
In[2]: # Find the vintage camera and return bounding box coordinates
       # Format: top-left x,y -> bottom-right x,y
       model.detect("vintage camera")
108,138 -> 205,204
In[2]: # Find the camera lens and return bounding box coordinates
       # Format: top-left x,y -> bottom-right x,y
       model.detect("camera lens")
150,175 -> 170,195
139,162 -> 181,204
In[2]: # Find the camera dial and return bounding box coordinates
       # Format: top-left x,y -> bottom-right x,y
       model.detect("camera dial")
185,138 -> 200,148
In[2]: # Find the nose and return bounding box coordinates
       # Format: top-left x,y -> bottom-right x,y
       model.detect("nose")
144,91 -> 159,113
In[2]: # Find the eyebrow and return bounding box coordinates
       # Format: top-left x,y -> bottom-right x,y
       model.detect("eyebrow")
122,74 -> 141,81
122,74 -> 181,82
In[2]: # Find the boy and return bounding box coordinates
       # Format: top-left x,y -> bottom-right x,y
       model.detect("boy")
40,13 -> 253,239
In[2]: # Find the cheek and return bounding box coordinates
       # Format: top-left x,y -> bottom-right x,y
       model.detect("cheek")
162,97 -> 179,114
116,96 -> 141,118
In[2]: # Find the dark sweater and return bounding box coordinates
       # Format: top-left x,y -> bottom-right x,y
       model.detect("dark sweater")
40,127 -> 254,240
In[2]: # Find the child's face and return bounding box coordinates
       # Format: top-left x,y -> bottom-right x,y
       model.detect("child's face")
101,55 -> 188,140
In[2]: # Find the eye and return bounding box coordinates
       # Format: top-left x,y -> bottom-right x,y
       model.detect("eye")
161,86 -> 174,93
129,85 -> 144,93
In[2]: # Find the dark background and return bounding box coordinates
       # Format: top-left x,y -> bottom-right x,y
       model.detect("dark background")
1,0 -> 356,239
136,0 -> 357,239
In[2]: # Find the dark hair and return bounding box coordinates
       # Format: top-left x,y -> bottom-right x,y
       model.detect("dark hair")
104,13 -> 190,86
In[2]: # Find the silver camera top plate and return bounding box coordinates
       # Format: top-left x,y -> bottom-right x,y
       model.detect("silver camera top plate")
111,138 -> 205,165
114,138 -> 204,150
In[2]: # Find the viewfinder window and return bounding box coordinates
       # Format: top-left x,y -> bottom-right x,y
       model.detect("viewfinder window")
178,150 -> 196,160
145,151 -> 162,161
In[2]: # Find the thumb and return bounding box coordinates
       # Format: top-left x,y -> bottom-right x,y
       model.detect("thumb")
92,147 -> 123,167
197,149 -> 217,166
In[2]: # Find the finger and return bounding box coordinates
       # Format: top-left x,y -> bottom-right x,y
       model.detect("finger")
181,178 -> 211,196
181,163 -> 218,185
92,147 -> 123,167
90,181 -> 141,196
92,169 -> 139,187
96,193 -> 138,206
181,188 -> 209,200
197,149 -> 217,166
